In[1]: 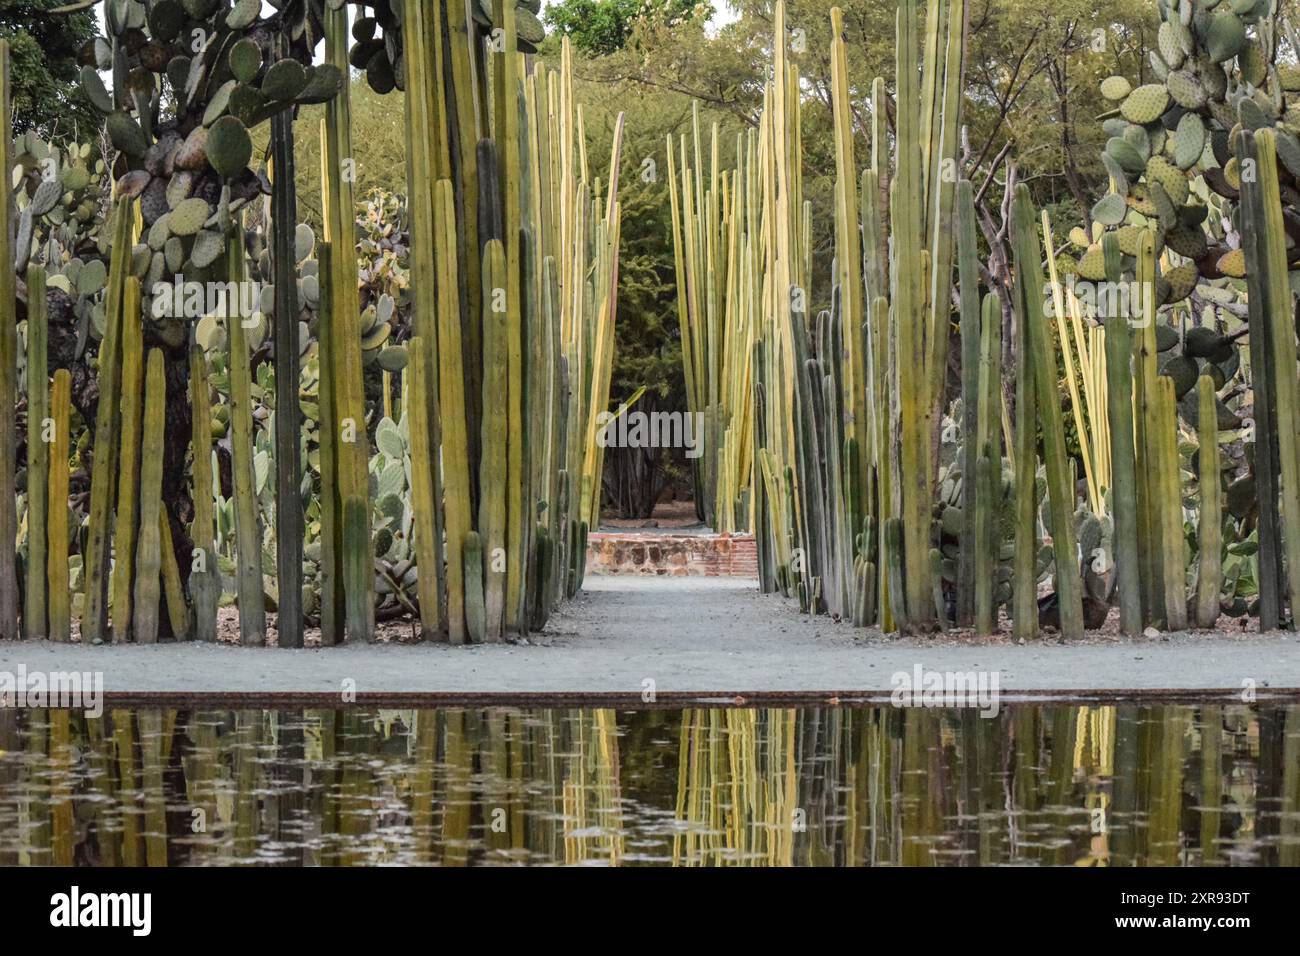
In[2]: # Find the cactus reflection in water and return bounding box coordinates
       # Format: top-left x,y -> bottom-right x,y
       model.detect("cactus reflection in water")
0,704 -> 1296,866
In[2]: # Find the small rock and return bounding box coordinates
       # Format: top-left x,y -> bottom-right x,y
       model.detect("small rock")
1143,626 -> 1160,638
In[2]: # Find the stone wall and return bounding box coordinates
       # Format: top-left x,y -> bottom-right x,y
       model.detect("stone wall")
585,533 -> 759,577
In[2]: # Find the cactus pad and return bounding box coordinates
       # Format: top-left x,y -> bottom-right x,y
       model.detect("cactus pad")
168,197 -> 209,237
206,115 -> 252,178
1100,76 -> 1132,101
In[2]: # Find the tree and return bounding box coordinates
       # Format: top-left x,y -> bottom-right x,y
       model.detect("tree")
0,1 -> 98,139
574,76 -> 695,517
544,0 -> 711,57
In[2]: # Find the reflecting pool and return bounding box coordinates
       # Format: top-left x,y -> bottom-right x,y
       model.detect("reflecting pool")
0,704 -> 1297,865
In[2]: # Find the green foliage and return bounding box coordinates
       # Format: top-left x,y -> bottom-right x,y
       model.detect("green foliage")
544,0 -> 710,56
576,84 -> 691,509
0,0 -> 98,138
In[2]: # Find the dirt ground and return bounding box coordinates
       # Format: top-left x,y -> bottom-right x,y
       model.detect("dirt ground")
3,576 -> 1297,697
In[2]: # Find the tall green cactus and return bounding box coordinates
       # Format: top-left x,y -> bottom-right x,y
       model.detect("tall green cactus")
111,278 -> 144,640
973,292 -> 1002,636
667,0 -> 968,633
322,6 -> 374,644
133,349 -> 166,644
1133,228 -> 1165,627
955,180 -> 981,627
384,6 -> 621,643
1154,376 -> 1188,631
47,369 -> 70,642
189,346 -> 219,642
314,239 -> 344,645
1011,229 -> 1038,642
80,201 -> 133,642
270,87 -> 304,649
0,40 -> 14,640
1103,234 -> 1141,637
436,181 -> 471,645
1195,374 -> 1222,629
1241,127 -> 1300,626
406,335 -> 442,642
480,239 -> 509,642
226,225 -> 266,646
24,264 -> 49,641
1011,185 -> 1082,640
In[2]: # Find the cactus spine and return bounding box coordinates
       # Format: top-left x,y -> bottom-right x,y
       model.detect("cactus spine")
24,264 -> 49,640
1195,375 -> 1222,629
133,349 -> 166,644
47,370 -> 70,642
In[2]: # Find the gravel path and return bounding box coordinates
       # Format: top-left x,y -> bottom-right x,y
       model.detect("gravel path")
1,576 -> 1297,697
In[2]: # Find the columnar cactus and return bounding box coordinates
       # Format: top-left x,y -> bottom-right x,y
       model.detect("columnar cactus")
1102,234 -> 1142,637
133,349 -> 167,644
226,225 -> 266,646
80,201 -> 133,643
46,370 -> 71,643
24,264 -> 49,641
1011,185 -> 1083,641
0,40 -> 14,641
189,346 -> 219,642
1195,374 -> 1223,628
670,0 -> 968,633
111,279 -> 145,640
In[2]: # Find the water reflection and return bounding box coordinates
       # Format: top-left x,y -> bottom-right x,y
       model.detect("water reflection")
0,704 -> 1296,866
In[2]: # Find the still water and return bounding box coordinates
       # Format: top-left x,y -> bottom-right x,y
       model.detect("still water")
1,704 -> 1297,866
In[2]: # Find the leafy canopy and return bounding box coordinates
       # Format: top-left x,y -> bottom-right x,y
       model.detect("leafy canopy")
544,0 -> 712,56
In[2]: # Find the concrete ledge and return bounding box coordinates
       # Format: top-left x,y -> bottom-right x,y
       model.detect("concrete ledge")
1,578 -> 1296,695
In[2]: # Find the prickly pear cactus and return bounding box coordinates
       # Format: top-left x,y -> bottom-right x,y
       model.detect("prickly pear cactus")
1080,0 -> 1298,625
1086,0 -> 1291,303
83,0 -> 342,319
